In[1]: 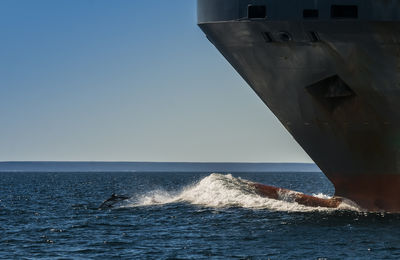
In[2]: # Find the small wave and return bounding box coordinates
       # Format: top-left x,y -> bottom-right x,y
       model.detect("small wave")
124,173 -> 360,212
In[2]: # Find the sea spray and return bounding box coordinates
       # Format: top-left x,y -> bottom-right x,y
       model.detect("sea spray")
125,173 -> 360,212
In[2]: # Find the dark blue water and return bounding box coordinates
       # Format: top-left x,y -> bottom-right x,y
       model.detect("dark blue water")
1,171 -> 400,259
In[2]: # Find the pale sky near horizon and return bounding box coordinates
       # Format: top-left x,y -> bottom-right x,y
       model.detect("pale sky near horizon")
0,0 -> 312,162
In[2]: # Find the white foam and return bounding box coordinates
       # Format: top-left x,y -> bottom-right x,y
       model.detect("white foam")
124,173 -> 360,212
277,189 -> 301,202
312,193 -> 332,199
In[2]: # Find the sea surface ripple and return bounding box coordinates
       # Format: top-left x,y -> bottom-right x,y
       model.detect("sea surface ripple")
1,171 -> 400,259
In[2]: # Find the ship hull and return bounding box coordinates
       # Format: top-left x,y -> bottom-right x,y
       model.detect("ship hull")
198,1 -> 400,211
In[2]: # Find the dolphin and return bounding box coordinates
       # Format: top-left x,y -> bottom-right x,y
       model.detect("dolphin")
99,193 -> 130,209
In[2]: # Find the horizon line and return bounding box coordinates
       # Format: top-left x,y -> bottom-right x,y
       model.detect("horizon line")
0,161 -> 315,164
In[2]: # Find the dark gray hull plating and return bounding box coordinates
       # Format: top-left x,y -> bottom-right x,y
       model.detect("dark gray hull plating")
198,0 -> 400,211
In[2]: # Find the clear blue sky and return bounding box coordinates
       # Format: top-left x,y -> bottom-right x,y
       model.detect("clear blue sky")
0,0 -> 311,162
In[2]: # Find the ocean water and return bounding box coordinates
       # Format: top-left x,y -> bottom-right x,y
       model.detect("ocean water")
1,171 -> 400,259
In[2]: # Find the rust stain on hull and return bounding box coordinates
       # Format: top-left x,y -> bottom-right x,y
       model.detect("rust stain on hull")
251,183 -> 343,209
331,174 -> 400,212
